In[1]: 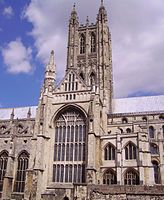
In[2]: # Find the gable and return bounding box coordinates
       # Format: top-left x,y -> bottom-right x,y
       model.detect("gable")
55,69 -> 89,93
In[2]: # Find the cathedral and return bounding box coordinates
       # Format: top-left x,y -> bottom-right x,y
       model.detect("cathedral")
0,1 -> 164,200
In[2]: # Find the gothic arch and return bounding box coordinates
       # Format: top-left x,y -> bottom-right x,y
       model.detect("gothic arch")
123,168 -> 140,185
0,150 -> 8,156
17,150 -> 30,159
152,160 -> 161,184
124,141 -> 137,160
104,142 -> 116,160
53,106 -> 87,183
89,71 -> 97,87
50,104 -> 87,128
79,33 -> 86,54
14,151 -> 29,192
149,126 -> 155,138
90,32 -> 96,53
0,151 -> 8,191
103,168 -> 117,185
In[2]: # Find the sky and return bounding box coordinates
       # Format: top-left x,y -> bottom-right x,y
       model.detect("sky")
0,0 -> 164,108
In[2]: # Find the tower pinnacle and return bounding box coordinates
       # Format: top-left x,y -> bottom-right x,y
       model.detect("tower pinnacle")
43,50 -> 56,90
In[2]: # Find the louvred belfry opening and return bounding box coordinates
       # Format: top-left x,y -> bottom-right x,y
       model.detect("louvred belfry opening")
53,107 -> 86,183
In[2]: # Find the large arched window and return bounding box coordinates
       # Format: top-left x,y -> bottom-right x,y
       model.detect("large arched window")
104,143 -> 116,160
124,169 -> 139,185
0,151 -> 8,191
103,169 -> 117,185
152,161 -> 161,184
91,32 -> 96,53
125,142 -> 137,160
149,126 -> 155,138
14,152 -> 29,193
150,143 -> 159,155
80,34 -> 86,54
53,107 -> 86,183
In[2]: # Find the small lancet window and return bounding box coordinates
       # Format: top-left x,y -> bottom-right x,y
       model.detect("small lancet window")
150,143 -> 159,155
80,34 -> 86,54
122,118 -> 128,124
126,128 -> 131,133
0,151 -> 8,191
149,126 -> 155,138
152,161 -> 161,184
90,72 -> 96,87
91,32 -> 96,53
142,116 -> 147,122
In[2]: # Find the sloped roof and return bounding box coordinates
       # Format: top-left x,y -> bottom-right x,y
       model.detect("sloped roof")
0,95 -> 164,120
113,95 -> 164,114
0,106 -> 37,120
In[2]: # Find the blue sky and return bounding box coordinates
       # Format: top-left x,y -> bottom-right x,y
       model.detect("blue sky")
0,0 -> 164,108
0,0 -> 44,108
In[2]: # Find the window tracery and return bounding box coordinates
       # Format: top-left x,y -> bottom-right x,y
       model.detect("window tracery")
124,169 -> 139,185
53,107 -> 86,183
104,143 -> 116,160
80,34 -> 86,54
91,32 -> 96,53
103,169 -> 117,185
0,151 -> 8,191
14,152 -> 29,193
125,142 -> 137,160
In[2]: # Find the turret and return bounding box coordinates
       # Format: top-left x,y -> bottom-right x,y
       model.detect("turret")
66,4 -> 79,70
43,50 -> 56,91
96,0 -> 113,111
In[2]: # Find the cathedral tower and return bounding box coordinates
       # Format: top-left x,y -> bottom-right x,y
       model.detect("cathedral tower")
67,2 -> 113,111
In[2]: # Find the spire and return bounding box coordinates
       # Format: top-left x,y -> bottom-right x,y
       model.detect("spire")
101,0 -> 104,7
49,50 -> 54,65
43,50 -> 56,90
71,3 -> 77,16
86,16 -> 89,26
70,3 -> 79,25
45,50 -> 55,73
97,0 -> 107,22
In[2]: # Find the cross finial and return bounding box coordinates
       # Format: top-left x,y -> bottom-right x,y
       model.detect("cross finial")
101,0 -> 104,6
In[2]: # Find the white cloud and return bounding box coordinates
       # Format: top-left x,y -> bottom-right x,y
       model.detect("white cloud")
3,6 -> 14,18
23,0 -> 164,98
1,38 -> 33,74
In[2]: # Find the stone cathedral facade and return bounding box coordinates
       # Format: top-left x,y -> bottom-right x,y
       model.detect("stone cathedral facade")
0,2 -> 164,200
